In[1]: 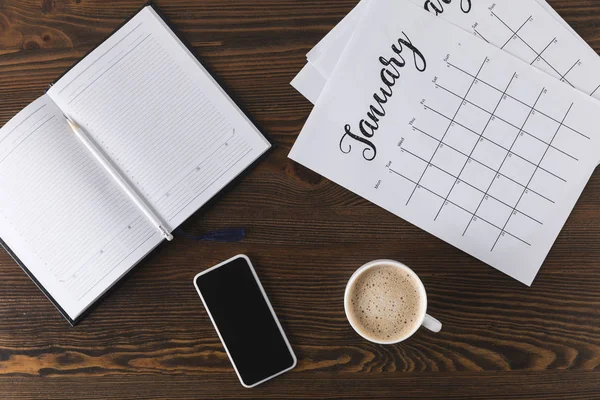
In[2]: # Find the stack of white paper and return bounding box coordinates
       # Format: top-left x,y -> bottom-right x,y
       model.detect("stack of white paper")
289,0 -> 600,285
293,0 -> 600,103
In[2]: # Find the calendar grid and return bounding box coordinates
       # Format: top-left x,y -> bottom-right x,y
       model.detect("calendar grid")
422,99 -> 566,183
433,83 -> 578,161
489,11 -> 577,88
409,126 -> 555,203
463,86 -> 545,239
393,55 -> 590,252
398,147 -> 543,225
446,62 -> 589,139
434,69 -> 516,222
498,14 -> 532,50
405,58 -> 488,205
530,37 -> 556,66
389,167 -> 532,246
490,103 -> 574,250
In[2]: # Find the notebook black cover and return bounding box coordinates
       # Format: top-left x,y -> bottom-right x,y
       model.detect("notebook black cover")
0,1 -> 273,326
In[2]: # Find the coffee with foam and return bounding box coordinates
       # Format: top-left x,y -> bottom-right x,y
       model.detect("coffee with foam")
346,263 -> 424,342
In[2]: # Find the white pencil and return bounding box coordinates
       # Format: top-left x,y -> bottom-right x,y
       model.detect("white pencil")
64,114 -> 174,242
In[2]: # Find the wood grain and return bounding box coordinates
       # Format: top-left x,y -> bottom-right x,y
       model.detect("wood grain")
0,0 -> 599,398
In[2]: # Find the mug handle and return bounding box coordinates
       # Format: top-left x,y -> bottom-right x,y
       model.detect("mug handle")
422,314 -> 442,333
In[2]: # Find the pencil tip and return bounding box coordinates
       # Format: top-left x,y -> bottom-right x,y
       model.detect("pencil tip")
63,114 -> 78,130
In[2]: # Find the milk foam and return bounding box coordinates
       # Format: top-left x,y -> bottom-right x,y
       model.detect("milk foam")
347,264 -> 423,342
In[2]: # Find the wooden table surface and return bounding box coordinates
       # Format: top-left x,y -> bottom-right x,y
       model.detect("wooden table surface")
1,0 -> 600,398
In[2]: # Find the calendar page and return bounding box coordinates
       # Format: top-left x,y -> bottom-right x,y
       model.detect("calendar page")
303,0 -> 600,104
289,0 -> 600,285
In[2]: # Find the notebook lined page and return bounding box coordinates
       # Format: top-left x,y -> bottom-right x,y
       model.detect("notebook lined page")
48,6 -> 270,230
0,96 -> 163,320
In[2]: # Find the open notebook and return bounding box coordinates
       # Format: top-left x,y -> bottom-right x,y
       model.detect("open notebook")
0,5 -> 271,325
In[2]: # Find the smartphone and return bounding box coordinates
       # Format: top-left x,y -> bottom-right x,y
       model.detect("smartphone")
193,255 -> 297,388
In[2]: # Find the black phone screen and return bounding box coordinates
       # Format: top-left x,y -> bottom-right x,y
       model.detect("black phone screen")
195,256 -> 295,387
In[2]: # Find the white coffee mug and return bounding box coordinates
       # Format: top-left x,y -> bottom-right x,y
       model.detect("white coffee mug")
344,259 -> 442,344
